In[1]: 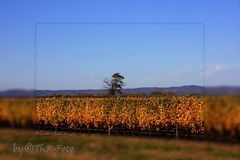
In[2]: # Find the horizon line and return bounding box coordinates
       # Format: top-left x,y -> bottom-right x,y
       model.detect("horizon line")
2,85 -> 240,92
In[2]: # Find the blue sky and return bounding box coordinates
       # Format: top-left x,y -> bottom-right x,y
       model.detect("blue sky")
0,0 -> 239,90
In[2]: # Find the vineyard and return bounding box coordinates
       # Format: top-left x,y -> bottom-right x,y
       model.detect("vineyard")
0,98 -> 34,127
0,96 -> 240,139
35,96 -> 204,137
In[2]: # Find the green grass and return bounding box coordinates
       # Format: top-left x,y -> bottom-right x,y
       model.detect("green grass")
0,128 -> 239,160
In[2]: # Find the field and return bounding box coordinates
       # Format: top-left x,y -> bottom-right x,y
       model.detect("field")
0,128 -> 240,160
1,95 -> 240,139
35,96 -> 204,137
0,95 -> 240,159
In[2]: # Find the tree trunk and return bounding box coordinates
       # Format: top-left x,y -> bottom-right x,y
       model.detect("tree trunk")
175,125 -> 178,139
108,126 -> 113,136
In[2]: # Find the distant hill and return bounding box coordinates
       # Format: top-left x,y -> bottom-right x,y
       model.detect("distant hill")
122,85 -> 204,95
1,85 -> 240,97
0,89 -> 35,97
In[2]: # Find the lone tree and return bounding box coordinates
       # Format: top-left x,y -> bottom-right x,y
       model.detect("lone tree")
104,72 -> 125,96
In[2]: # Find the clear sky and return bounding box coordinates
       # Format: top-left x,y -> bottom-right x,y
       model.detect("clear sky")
0,0 -> 239,90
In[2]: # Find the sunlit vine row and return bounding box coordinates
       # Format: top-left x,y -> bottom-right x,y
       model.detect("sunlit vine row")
35,96 -> 204,133
1,96 -> 239,137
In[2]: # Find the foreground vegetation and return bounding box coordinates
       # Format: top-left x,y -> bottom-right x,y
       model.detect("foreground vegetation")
0,95 -> 240,139
0,128 -> 240,160
36,96 -> 204,136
